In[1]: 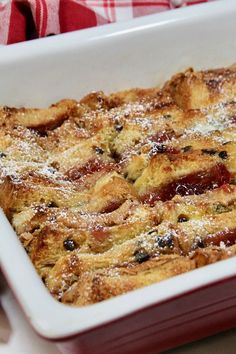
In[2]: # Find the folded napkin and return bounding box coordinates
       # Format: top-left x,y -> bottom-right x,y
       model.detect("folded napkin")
0,0 -> 214,45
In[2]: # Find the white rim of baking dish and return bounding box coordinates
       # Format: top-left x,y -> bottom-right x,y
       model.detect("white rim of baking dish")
0,0 -> 236,340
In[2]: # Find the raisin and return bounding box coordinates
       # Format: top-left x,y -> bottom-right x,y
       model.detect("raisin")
147,229 -> 157,235
177,214 -> 189,223
207,79 -> 219,89
37,130 -> 48,137
156,234 -> 174,249
196,238 -> 205,248
95,147 -> 104,155
218,151 -> 228,160
63,239 -> 76,251
151,144 -> 167,154
47,201 -> 58,208
192,237 -> 205,250
134,249 -> 150,263
201,148 -> 217,155
115,124 -> 123,132
182,145 -> 192,152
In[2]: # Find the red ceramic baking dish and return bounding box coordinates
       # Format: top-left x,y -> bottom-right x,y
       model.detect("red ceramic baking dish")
0,1 -> 236,353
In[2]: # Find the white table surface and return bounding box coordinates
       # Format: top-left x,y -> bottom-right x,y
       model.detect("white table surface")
1,285 -> 236,354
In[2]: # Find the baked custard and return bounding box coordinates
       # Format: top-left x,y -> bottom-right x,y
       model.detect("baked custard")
1,65 -> 236,305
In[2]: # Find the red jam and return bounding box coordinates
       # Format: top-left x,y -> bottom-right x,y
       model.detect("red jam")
205,228 -> 236,247
100,200 -> 123,214
141,163 -> 231,206
221,184 -> 235,194
67,159 -> 115,180
91,226 -> 110,242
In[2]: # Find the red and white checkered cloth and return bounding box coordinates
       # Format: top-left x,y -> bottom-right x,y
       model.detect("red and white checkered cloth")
0,0 -> 215,45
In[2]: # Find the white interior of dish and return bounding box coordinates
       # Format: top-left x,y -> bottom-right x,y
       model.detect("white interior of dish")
0,0 -> 236,339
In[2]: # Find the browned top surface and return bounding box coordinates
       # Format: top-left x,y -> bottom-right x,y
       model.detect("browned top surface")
1,65 -> 236,305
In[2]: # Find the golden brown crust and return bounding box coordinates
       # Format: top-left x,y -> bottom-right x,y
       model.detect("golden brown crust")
164,65 -> 236,109
1,65 -> 236,305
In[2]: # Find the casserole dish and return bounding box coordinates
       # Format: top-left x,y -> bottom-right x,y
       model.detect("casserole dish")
0,1 -> 236,353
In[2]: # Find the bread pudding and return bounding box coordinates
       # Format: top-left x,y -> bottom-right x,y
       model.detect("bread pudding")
1,65 -> 236,306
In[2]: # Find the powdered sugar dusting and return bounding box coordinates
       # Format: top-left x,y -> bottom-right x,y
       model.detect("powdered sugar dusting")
1,65 -> 236,306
